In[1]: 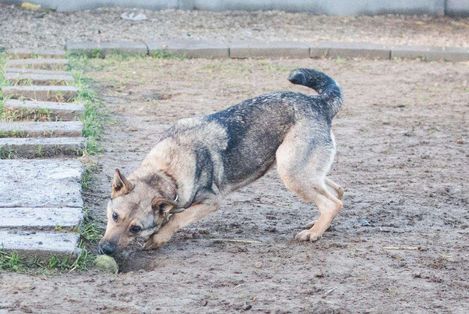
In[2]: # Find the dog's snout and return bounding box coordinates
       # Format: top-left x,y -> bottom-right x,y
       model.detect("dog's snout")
98,240 -> 117,255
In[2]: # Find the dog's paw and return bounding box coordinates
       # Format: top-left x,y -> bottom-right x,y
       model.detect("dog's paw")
295,229 -> 322,242
144,232 -> 173,250
143,237 -> 165,250
143,239 -> 161,250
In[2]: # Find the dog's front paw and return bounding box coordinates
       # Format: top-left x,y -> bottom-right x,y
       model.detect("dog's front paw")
295,229 -> 322,242
143,232 -> 173,250
143,239 -> 162,250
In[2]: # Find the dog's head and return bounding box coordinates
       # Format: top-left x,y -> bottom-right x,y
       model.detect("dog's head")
98,169 -> 178,255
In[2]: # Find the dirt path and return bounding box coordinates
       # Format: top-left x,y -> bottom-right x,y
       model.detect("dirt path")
0,5 -> 468,49
1,57 -> 468,313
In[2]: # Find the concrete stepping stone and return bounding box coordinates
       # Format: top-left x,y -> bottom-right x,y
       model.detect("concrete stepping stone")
2,85 -> 78,102
0,137 -> 85,158
0,207 -> 82,229
3,99 -> 84,121
7,48 -> 66,59
0,121 -> 83,137
5,68 -> 71,76
0,230 -> 80,257
0,159 -> 83,208
5,72 -> 74,85
5,58 -> 68,71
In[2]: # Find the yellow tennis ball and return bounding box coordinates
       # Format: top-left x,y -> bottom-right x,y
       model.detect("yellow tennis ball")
94,255 -> 119,274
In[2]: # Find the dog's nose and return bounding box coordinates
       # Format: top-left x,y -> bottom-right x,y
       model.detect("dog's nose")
98,240 -> 117,255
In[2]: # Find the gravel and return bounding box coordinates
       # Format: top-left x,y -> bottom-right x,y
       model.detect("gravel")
0,4 -> 468,49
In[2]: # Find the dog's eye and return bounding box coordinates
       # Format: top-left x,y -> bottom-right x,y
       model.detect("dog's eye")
129,225 -> 142,234
112,212 -> 119,222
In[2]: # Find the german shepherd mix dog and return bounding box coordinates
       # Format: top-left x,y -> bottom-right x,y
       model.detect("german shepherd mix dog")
99,68 -> 344,255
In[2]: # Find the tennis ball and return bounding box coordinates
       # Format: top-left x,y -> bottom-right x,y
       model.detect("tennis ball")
94,255 -> 119,274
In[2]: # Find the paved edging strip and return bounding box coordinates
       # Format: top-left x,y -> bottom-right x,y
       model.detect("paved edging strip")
0,49 -> 86,260
147,39 -> 228,58
67,40 -> 148,56
65,40 -> 469,61
230,41 -> 310,58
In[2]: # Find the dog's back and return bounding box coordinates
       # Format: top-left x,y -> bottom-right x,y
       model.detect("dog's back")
157,69 -> 342,197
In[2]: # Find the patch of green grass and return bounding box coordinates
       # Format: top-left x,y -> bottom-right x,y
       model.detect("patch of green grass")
0,145 -> 14,159
81,162 -> 98,191
80,208 -> 102,243
151,49 -> 186,60
68,58 -> 106,156
0,251 -> 22,272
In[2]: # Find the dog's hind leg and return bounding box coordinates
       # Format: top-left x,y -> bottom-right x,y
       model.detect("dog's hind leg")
276,123 -> 343,242
145,200 -> 219,249
325,177 -> 344,200
304,178 -> 344,229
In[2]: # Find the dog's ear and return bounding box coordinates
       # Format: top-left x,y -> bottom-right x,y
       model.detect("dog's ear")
111,169 -> 134,198
151,197 -> 177,215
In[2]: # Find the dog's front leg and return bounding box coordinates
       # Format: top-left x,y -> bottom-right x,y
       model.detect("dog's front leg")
145,200 -> 220,250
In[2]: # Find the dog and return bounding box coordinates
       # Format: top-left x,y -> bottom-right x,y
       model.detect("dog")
98,68 -> 344,255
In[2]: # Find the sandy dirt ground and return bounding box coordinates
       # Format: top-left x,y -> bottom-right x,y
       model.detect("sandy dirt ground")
0,56 -> 468,313
0,4 -> 469,49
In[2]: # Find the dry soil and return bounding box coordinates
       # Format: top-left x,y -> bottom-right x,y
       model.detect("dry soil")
0,56 -> 468,313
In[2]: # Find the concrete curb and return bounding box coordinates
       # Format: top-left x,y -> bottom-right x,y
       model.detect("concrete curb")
67,40 -> 148,56
65,40 -> 469,62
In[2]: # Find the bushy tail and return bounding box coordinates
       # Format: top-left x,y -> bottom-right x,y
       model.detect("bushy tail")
288,68 -> 343,119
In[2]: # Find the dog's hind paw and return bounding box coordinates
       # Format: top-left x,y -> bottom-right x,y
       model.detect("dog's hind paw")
295,229 -> 322,242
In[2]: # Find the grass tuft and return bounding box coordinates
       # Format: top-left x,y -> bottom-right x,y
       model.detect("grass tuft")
69,68 -> 105,156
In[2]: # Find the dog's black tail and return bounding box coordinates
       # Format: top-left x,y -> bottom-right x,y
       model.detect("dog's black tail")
288,68 -> 343,119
